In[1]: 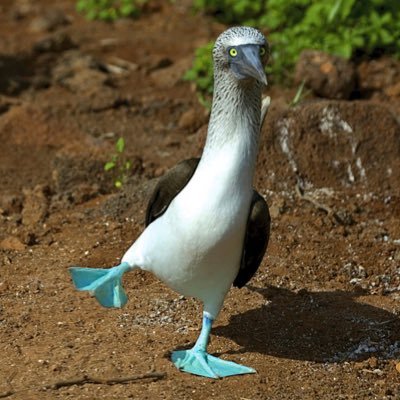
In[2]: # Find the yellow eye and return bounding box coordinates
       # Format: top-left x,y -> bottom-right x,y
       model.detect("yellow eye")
260,47 -> 266,56
229,48 -> 238,57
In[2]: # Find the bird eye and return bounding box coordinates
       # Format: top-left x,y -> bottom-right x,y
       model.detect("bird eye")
229,48 -> 238,57
259,47 -> 266,57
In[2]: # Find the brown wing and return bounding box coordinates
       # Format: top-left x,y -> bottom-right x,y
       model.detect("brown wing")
145,158 -> 200,226
233,190 -> 271,288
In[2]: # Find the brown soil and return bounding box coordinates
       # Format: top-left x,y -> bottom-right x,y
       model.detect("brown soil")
1,1 -> 400,399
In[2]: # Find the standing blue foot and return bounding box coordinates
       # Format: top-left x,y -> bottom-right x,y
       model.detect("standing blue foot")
69,262 -> 131,308
172,348 -> 255,378
171,312 -> 256,378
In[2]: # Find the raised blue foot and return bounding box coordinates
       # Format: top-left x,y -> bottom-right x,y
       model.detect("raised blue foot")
69,262 -> 131,308
172,348 -> 255,379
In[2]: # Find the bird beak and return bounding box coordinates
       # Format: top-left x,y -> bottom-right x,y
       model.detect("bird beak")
230,45 -> 268,86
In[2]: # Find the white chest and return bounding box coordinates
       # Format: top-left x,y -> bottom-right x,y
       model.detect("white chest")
121,100 -> 260,309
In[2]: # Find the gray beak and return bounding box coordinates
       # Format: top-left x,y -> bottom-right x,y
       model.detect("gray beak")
230,45 -> 267,86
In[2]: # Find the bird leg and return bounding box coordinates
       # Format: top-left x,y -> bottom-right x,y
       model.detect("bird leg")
69,262 -> 132,308
171,312 -> 256,379
192,312 -> 213,351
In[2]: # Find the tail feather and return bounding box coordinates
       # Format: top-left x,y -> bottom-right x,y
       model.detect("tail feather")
69,263 -> 131,308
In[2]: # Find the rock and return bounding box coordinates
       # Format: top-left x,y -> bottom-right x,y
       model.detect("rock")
178,108 -> 206,131
22,232 -> 37,246
269,198 -> 286,219
150,57 -> 192,88
61,68 -> 108,94
22,185 -> 50,227
50,50 -> 117,108
52,154 -> 113,201
69,183 -> 101,204
269,204 -> 280,219
149,57 -> 173,72
101,179 -> 155,220
106,57 -> 139,72
0,236 -> 26,251
295,50 -> 356,99
385,81 -> 400,98
357,57 -> 400,93
0,95 -> 21,115
366,356 -> 378,369
0,193 -> 23,215
49,49 -> 124,111
2,255 -> 12,266
29,8 -> 70,33
259,100 -> 400,192
30,74 -> 51,90
33,32 -> 76,54
10,0 -> 37,20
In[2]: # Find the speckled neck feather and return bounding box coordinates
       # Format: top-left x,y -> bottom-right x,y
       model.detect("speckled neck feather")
204,75 -> 262,160
202,26 -> 266,171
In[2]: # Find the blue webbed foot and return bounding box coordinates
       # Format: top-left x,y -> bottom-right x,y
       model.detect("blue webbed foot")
69,262 -> 131,308
171,348 -> 256,379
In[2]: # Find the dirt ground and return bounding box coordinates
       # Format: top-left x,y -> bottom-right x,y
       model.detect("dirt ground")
1,1 -> 400,399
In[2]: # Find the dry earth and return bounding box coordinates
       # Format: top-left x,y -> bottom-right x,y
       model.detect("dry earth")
0,1 -> 400,399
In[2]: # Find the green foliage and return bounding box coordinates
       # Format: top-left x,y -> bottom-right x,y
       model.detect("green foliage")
265,0 -> 400,80
104,137 -> 132,189
76,0 -> 146,21
183,42 -> 214,92
187,0 -> 400,95
193,0 -> 265,25
183,42 -> 214,109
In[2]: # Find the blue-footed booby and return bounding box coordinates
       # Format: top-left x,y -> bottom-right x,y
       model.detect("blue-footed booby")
70,26 -> 271,379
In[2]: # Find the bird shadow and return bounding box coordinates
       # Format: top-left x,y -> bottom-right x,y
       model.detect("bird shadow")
213,285 -> 400,363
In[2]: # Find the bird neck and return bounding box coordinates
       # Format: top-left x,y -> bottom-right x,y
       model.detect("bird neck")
201,73 -> 262,183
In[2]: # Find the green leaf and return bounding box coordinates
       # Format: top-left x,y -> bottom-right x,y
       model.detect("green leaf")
115,137 -> 125,153
379,29 -> 393,44
121,4 -> 135,16
104,161 -> 116,171
290,79 -> 306,107
328,0 -> 342,23
339,0 -> 356,20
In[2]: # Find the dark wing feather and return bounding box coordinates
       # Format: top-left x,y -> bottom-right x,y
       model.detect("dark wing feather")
233,190 -> 270,288
145,158 -> 200,226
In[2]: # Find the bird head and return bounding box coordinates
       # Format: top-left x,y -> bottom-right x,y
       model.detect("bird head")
213,26 -> 268,86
